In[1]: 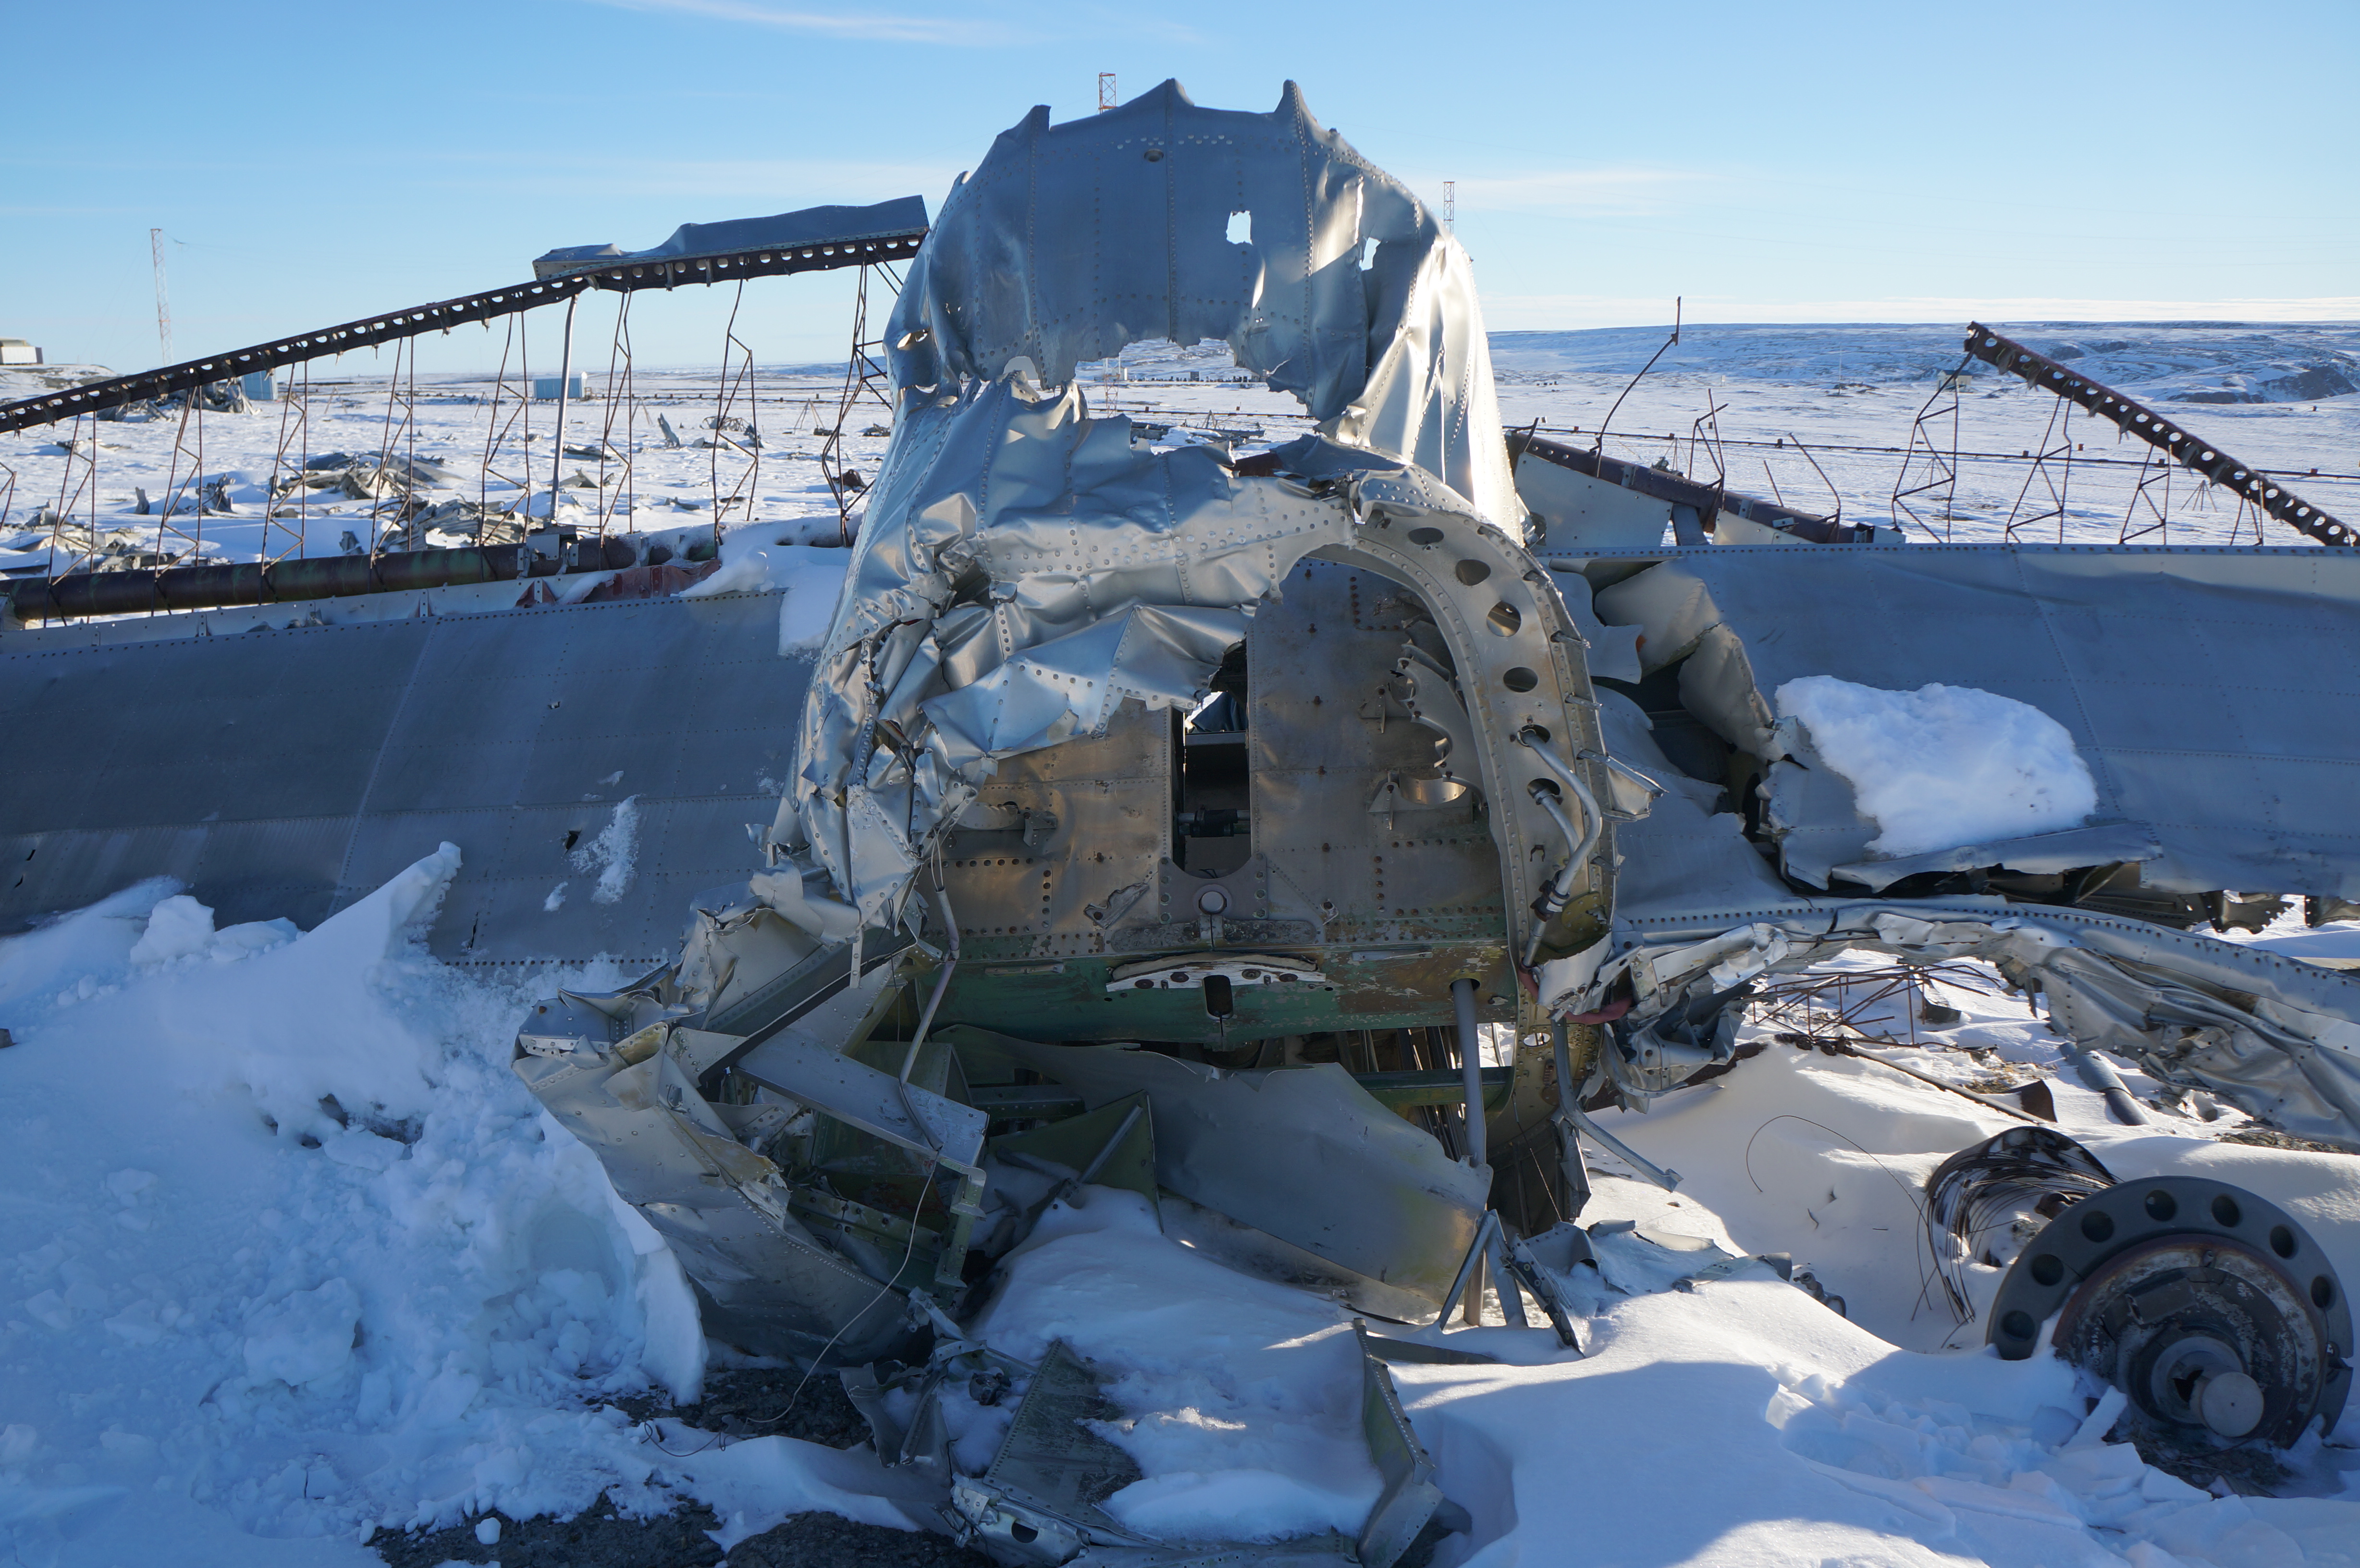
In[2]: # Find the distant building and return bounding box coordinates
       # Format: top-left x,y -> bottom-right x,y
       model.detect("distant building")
0,339 -> 42,367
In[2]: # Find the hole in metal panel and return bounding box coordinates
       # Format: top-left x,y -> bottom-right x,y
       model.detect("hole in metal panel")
1203,974 -> 1235,1018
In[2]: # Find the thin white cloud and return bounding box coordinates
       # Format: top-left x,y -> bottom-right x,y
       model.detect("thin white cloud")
577,0 -> 1019,46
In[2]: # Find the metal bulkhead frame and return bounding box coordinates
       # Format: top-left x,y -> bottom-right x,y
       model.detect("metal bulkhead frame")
510,80 -> 1657,1398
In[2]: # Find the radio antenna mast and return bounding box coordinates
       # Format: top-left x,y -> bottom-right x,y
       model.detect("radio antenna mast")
150,228 -> 173,365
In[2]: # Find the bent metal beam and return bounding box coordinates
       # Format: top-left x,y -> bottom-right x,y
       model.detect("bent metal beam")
1963,322 -> 2350,547
0,222 -> 928,436
4,539 -> 638,621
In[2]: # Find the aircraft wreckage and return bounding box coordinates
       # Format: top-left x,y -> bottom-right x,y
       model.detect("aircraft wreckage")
2,81 -> 2354,1564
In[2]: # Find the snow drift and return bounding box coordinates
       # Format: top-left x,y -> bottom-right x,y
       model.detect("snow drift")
1777,675 -> 2100,857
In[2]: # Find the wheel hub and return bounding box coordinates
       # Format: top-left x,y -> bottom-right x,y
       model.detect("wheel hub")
1984,1169 -> 2351,1448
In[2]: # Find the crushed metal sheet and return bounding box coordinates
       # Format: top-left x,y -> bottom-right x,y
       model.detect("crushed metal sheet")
513,980 -> 922,1365
756,80 -> 1546,947
951,1329 -> 1449,1568
1550,899 -> 2360,1148
1352,1320 -> 1449,1568
534,195 -> 932,279
951,1338 -> 1156,1564
952,1028 -> 1488,1311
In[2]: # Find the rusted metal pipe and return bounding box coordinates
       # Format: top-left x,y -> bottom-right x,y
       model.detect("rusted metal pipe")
1511,431 -> 1877,545
2,541 -> 612,622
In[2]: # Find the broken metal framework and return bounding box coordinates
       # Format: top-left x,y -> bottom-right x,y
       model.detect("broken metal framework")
2001,388 -> 2073,543
476,89 -> 2360,1536
816,262 -> 899,539
0,199 -> 934,621
1962,323 -> 2351,547
1891,356 -> 1967,539
4,79 -> 2358,1556
0,208 -> 929,437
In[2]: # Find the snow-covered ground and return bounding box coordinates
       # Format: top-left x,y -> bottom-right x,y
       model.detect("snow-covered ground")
1485,322 -> 2360,548
0,363 -> 876,585
5,324 -> 2360,1566
4,322 -> 2355,577
4,852 -> 2357,1567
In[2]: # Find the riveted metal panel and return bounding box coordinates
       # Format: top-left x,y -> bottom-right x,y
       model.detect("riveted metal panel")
939,700 -> 1172,956
0,619 -> 430,832
1580,544 -> 2360,901
0,591 -> 804,964
1249,561 -> 1504,942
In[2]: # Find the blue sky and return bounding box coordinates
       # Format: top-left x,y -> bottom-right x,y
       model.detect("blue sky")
4,0 -> 2353,374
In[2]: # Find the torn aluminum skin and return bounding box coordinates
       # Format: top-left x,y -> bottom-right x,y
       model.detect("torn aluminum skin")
1544,900 -> 2360,1150
515,973 -> 925,1365
955,1028 -> 1490,1313
516,80 -> 1626,1397
513,902 -> 985,1363
758,80 -> 1591,965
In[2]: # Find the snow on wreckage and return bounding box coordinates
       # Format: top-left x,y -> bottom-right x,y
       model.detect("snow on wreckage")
4,77 -> 2360,1568
499,82 -> 2360,1562
513,79 -> 1567,1565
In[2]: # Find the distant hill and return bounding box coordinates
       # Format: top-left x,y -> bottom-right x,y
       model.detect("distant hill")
1486,322 -> 2360,404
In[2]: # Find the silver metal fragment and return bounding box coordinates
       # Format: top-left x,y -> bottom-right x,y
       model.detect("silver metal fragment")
961,1029 -> 1488,1311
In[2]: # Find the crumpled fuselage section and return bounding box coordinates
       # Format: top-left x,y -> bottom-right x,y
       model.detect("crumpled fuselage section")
764,79 -> 1526,940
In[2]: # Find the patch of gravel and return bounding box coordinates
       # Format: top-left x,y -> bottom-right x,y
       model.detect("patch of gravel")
714,1511 -> 1001,1568
372,1493 -> 999,1568
372,1494 -> 733,1568
2214,1125 -> 2354,1155
613,1363 -> 873,1446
